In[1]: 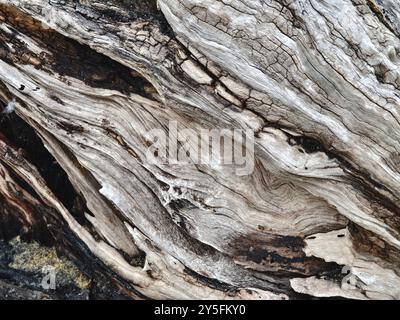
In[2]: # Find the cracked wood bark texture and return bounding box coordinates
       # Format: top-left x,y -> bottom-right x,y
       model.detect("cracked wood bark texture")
0,0 -> 399,300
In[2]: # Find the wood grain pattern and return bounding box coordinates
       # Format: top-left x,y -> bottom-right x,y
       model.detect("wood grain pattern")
0,0 -> 399,299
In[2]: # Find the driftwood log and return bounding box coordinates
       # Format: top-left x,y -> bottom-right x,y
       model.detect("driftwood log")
0,0 -> 400,300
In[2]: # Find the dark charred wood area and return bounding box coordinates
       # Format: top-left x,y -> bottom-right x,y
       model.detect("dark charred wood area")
0,4 -> 155,97
0,91 -> 140,299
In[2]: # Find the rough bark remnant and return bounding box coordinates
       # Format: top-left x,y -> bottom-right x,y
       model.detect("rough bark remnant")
0,0 -> 399,299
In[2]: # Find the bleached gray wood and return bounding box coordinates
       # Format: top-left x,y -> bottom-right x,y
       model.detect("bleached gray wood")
0,0 -> 399,299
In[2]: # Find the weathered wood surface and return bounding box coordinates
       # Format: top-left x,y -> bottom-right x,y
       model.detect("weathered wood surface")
0,0 -> 399,299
